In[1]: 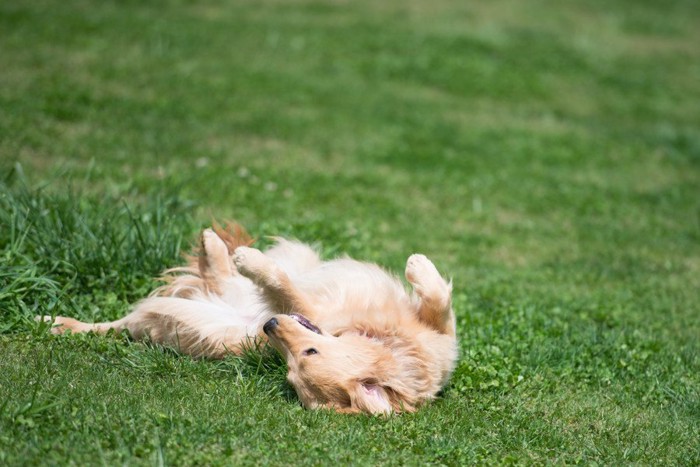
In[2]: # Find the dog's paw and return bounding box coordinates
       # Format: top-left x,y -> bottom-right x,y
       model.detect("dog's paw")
405,254 -> 439,284
201,229 -> 232,276
405,254 -> 450,299
35,315 -> 77,335
202,228 -> 229,258
233,246 -> 271,277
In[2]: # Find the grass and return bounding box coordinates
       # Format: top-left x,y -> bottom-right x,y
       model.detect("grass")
1,0 -> 699,464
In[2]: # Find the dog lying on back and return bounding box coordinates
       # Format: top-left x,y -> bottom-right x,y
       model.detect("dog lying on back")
40,225 -> 458,414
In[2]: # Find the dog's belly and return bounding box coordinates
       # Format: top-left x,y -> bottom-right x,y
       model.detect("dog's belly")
290,259 -> 414,333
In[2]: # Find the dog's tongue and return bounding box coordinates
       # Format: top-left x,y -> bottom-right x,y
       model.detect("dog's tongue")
290,314 -> 321,334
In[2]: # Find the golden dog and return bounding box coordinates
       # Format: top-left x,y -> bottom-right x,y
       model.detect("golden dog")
40,225 -> 458,414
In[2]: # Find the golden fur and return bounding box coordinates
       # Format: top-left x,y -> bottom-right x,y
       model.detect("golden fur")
40,225 -> 458,414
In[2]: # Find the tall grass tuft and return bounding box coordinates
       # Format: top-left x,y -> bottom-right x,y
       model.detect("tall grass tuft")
0,166 -> 197,331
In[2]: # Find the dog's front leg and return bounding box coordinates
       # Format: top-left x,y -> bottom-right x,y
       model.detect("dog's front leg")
233,246 -> 315,315
405,254 -> 455,336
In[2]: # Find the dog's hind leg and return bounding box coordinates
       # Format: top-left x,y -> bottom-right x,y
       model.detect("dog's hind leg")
36,315 -> 129,335
154,226 -> 252,299
405,254 -> 455,336
38,296 -> 260,358
198,228 -> 236,295
233,246 -> 317,317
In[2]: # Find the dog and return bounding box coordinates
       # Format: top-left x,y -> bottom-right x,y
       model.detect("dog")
39,225 -> 458,414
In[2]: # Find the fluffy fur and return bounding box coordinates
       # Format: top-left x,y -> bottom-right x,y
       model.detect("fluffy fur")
40,225 -> 458,414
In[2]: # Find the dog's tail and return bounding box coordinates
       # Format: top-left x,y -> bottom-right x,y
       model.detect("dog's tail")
210,221 -> 255,254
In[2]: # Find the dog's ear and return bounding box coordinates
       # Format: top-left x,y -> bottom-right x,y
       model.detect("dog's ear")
350,381 -> 394,415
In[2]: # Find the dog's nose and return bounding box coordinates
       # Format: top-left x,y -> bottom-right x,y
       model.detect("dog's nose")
263,318 -> 278,335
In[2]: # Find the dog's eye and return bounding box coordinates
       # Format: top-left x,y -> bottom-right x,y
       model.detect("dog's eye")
303,348 -> 318,356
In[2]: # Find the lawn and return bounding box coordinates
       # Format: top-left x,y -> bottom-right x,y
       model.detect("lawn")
1,0 -> 699,464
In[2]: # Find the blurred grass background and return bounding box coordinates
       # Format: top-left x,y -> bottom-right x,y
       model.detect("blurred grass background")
1,0 -> 699,464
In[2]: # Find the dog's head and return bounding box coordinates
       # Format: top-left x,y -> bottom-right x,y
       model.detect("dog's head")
263,314 -> 412,414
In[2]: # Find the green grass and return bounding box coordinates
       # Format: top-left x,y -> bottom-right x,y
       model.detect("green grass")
1,0 -> 699,464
